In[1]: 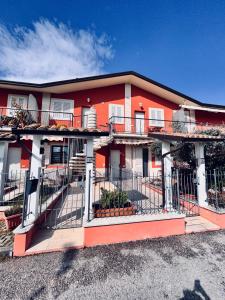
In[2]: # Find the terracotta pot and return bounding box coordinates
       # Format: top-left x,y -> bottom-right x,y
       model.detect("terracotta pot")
4,213 -> 22,231
94,205 -> 136,218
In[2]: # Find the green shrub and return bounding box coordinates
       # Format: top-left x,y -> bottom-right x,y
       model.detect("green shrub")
5,205 -> 22,217
99,188 -> 129,209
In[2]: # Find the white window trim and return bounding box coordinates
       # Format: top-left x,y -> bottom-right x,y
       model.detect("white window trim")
109,104 -> 124,124
7,94 -> 28,116
149,108 -> 165,127
50,98 -> 74,120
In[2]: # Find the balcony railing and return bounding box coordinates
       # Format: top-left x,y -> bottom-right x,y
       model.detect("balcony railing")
109,116 -> 225,137
0,107 -> 82,129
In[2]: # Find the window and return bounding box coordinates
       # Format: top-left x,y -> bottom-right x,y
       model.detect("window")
7,94 -> 28,116
149,108 -> 164,127
51,145 -> 68,164
50,98 -> 74,120
109,104 -> 124,124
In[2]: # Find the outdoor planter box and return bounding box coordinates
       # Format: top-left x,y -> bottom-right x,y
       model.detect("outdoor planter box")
94,205 -> 136,218
4,213 -> 22,231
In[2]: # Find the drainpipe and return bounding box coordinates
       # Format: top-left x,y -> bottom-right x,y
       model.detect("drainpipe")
161,142 -> 187,208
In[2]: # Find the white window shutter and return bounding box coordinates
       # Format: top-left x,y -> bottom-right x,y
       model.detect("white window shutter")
149,108 -> 164,127
116,105 -> 122,123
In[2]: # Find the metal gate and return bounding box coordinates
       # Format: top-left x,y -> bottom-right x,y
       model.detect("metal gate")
39,169 -> 85,229
172,169 -> 200,217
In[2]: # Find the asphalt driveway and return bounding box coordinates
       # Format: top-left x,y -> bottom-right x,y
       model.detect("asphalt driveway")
1,230 -> 225,299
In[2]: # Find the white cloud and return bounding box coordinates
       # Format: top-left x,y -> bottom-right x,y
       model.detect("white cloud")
0,19 -> 114,83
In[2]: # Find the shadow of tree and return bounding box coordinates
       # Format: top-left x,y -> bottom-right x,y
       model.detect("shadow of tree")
180,279 -> 210,300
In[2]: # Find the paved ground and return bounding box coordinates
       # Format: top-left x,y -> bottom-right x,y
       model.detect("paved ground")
1,230 -> 225,299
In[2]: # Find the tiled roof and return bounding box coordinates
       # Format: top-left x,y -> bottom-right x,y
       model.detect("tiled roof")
12,124 -> 109,137
148,132 -> 225,142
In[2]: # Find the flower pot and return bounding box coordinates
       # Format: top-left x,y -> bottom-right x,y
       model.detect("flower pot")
94,205 -> 136,218
4,213 -> 22,231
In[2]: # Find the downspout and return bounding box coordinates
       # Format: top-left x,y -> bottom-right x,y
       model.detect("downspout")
161,141 -> 187,207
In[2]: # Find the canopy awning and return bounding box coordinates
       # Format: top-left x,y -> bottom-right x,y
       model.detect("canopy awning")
114,138 -> 152,145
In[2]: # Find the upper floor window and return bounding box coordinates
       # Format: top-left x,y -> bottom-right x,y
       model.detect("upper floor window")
7,94 -> 28,116
109,104 -> 124,124
149,108 -> 164,127
50,98 -> 74,120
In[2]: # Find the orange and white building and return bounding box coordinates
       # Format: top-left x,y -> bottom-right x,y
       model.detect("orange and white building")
0,71 -> 225,177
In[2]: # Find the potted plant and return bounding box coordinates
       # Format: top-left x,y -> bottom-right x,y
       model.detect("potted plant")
4,205 -> 22,230
93,188 -> 136,218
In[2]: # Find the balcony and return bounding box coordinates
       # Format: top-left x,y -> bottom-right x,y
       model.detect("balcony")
0,107 -> 79,128
109,116 -> 225,141
0,107 -> 110,138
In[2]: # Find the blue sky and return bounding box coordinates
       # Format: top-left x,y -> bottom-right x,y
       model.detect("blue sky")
0,0 -> 225,105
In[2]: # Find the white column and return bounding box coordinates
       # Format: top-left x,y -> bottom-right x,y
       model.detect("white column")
195,143 -> 207,207
26,135 -> 43,224
41,93 -> 51,125
162,141 -> 173,210
84,138 -> 94,222
125,83 -> 132,132
0,142 -> 8,200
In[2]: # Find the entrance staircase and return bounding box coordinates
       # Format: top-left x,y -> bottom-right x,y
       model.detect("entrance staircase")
93,136 -> 113,151
69,152 -> 86,175
69,135 -> 112,180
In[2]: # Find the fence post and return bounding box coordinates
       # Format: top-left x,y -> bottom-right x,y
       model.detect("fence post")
195,143 -> 207,207
21,170 -> 30,228
0,142 -> 9,201
162,141 -> 173,210
84,138 -> 94,222
176,169 -> 180,212
213,169 -> 219,209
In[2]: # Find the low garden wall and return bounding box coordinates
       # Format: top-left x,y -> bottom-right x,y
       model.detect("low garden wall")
84,213 -> 186,247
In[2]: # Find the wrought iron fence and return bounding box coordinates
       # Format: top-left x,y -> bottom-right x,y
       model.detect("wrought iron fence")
0,170 -> 25,206
40,169 -> 85,229
92,168 -> 200,219
39,167 -> 69,214
206,169 -> 225,210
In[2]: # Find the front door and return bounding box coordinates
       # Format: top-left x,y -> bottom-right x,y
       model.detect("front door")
143,148 -> 149,177
82,107 -> 91,128
110,150 -> 120,179
135,112 -> 145,134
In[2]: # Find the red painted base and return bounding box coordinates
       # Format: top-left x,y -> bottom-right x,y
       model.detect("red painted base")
84,218 -> 185,247
199,206 -> 225,228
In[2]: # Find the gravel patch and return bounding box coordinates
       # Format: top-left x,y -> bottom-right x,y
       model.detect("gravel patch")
1,230 -> 225,299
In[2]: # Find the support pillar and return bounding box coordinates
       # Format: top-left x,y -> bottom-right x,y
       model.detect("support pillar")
0,142 -> 9,201
84,138 -> 94,222
162,141 -> 173,210
25,135 -> 43,225
195,143 -> 207,207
